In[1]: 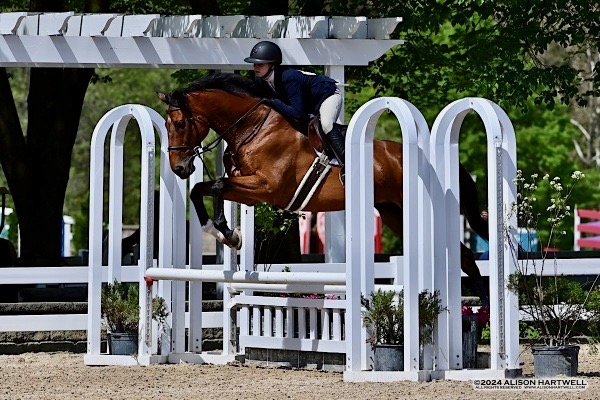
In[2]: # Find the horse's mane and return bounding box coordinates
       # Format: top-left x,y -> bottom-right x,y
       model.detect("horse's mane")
171,73 -> 267,104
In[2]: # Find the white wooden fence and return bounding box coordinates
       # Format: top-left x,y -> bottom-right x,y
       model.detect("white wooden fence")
2,257 -> 599,334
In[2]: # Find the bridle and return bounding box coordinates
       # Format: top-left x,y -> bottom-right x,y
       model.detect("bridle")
166,98 -> 267,160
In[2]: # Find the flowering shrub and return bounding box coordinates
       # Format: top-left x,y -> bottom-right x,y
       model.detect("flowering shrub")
506,170 -> 598,346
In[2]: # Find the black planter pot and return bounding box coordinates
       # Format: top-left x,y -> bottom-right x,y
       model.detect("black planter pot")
373,344 -> 404,371
462,315 -> 478,369
531,345 -> 579,377
108,332 -> 139,355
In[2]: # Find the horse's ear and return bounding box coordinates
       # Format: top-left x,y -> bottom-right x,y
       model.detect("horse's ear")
157,92 -> 168,104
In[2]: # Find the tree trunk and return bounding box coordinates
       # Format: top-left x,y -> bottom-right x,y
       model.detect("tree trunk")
0,0 -> 103,265
0,68 -> 94,266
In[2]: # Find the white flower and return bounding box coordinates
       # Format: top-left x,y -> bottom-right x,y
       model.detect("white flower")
572,171 -> 584,180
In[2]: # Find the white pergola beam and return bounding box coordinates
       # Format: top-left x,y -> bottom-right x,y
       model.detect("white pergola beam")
368,17 -> 403,39
236,15 -> 285,39
329,16 -> 367,39
0,13 -> 402,68
0,13 -> 402,39
0,12 -> 27,35
0,37 -> 402,68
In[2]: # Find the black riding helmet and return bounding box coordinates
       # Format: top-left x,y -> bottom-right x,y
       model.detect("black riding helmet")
244,41 -> 282,64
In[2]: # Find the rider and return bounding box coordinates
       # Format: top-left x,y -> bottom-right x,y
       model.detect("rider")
244,41 -> 346,181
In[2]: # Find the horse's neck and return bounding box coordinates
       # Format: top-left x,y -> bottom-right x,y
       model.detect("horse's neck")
194,92 -> 308,152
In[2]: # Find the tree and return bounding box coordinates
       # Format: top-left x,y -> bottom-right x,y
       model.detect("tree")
340,1 -> 599,112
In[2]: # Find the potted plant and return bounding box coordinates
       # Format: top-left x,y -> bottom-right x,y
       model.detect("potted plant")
101,281 -> 169,355
461,304 -> 490,368
362,288 -> 445,371
506,170 -> 594,377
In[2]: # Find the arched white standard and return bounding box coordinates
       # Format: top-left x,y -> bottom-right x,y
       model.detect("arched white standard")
429,98 -> 519,378
344,97 -> 430,381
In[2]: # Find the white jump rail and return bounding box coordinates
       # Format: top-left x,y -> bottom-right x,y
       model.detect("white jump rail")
3,257 -> 599,333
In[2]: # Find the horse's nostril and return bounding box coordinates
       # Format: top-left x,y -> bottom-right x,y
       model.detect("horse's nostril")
175,165 -> 184,175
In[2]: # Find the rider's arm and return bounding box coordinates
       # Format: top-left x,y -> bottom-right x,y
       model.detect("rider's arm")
267,71 -> 305,119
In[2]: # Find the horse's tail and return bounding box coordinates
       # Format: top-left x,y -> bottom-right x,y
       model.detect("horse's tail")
459,164 -> 489,241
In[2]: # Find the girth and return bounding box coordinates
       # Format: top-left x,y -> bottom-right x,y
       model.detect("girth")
284,152 -> 331,212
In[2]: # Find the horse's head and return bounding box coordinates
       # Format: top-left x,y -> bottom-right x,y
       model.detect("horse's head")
158,91 -> 210,179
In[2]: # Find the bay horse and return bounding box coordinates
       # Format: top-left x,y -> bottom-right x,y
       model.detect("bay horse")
158,73 -> 490,302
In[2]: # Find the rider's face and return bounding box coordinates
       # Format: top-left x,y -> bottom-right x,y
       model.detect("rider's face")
253,63 -> 273,79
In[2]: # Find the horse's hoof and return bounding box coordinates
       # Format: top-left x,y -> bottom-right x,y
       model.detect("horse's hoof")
230,227 -> 242,250
223,227 -> 242,250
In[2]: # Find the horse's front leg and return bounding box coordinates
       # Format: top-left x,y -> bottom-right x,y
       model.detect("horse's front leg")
210,178 -> 242,250
190,180 -> 241,250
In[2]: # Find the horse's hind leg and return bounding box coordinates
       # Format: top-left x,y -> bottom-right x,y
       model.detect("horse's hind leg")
190,181 -> 241,250
375,203 -> 403,237
459,164 -> 489,240
377,202 -> 489,305
461,244 -> 489,306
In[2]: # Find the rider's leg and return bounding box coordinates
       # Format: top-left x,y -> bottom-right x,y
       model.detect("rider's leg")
319,91 -> 345,182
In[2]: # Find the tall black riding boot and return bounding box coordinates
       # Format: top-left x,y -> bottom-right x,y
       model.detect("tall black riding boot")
326,126 -> 345,184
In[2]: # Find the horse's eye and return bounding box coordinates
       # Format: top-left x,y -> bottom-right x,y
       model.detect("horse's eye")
174,120 -> 186,129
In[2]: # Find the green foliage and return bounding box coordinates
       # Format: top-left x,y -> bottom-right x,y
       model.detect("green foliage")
460,103 -> 600,250
101,281 -> 169,333
362,289 -> 446,345
254,203 -> 300,269
520,321 -> 541,341
419,289 -> 447,345
254,203 -> 298,240
341,1 -> 598,112
101,281 -> 140,333
362,289 -> 404,345
480,323 -> 490,340
108,0 -> 191,14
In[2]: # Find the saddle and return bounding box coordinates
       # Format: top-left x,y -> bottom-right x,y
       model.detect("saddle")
307,116 -> 347,165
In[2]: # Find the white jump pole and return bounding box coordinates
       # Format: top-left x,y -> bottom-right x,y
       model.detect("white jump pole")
146,268 -> 347,285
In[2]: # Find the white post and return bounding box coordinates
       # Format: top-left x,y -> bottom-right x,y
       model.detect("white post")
574,206 -> 580,251
188,159 -> 204,353
238,204 -> 255,355
324,65 -> 346,263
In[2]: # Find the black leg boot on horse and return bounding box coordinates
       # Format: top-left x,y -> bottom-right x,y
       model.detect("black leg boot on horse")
326,124 -> 346,184
210,178 -> 242,250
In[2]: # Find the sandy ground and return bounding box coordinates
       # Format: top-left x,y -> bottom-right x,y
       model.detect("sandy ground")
1,346 -> 599,400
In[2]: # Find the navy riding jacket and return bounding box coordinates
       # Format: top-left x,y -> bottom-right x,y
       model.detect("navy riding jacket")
256,67 -> 338,120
